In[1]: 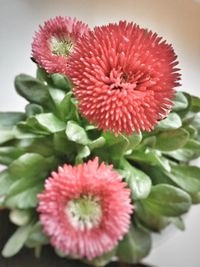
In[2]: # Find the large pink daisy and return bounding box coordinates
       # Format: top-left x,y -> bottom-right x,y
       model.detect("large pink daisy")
38,158 -> 132,260
32,16 -> 89,74
68,21 -> 181,135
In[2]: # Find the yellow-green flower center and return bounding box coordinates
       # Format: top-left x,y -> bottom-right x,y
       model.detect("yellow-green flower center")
66,195 -> 102,230
50,37 -> 74,56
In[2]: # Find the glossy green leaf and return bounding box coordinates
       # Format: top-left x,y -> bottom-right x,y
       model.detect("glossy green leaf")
172,92 -> 188,111
88,137 -> 106,150
75,145 -> 90,164
2,224 -> 33,257
135,201 -> 169,232
190,95 -> 200,112
27,113 -> 66,133
15,74 -> 50,105
25,104 -> 44,117
0,112 -> 25,128
5,184 -> 43,209
164,149 -> 199,162
66,121 -> 90,145
0,170 -> 13,196
9,209 -> 32,226
142,184 -> 192,217
184,139 -> 200,153
86,248 -> 116,267
156,113 -> 182,130
25,222 -> 49,248
48,88 -> 65,108
53,132 -> 75,157
0,146 -> 25,165
119,159 -> 151,200
36,67 -> 51,84
0,129 -> 15,144
166,165 -> 200,194
170,217 -> 185,231
144,166 -> 174,186
103,131 -> 142,160
59,92 -> 78,121
50,73 -> 73,90
127,149 -> 171,172
117,224 -> 151,264
8,153 -> 49,180
191,192 -> 200,204
155,128 -> 189,151
14,122 -> 45,139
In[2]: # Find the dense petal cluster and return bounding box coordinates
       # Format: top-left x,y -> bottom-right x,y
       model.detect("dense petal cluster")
38,158 -> 132,260
68,21 -> 181,135
32,16 -> 89,74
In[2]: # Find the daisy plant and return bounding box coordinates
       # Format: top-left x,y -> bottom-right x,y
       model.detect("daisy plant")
0,16 -> 199,267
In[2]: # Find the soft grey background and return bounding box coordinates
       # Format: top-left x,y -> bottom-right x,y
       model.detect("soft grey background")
0,0 -> 200,266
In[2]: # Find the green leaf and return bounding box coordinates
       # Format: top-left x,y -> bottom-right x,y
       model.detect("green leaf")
190,95 -> 200,112
8,153 -> 49,180
135,201 -> 169,232
142,184 -> 192,217
144,166 -> 174,186
0,170 -> 13,196
0,112 -> 25,129
27,113 -> 66,133
25,104 -> 44,117
0,129 -> 15,144
119,159 -> 151,200
15,74 -> 50,105
155,128 -> 189,151
9,209 -> 32,226
66,121 -> 90,145
13,124 -> 43,139
21,137 -> 53,157
50,73 -> 73,90
86,248 -> 117,267
5,184 -> 43,209
36,67 -> 52,84
88,137 -> 106,150
2,224 -> 33,257
53,132 -> 75,156
48,88 -> 65,109
0,146 -> 25,165
166,165 -> 200,194
59,92 -> 78,121
170,217 -> 185,231
184,139 -> 200,153
103,131 -> 142,160
138,136 -> 157,149
117,224 -> 151,264
164,149 -> 199,162
25,222 -> 49,248
191,192 -> 200,204
127,149 -> 171,172
75,145 -> 90,164
156,113 -> 182,130
172,92 -> 188,111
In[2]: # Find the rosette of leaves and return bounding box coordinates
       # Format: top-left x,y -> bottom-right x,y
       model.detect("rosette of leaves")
0,67 -> 200,266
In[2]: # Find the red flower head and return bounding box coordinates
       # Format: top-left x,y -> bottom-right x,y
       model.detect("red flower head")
38,158 -> 132,260
32,16 -> 89,74
68,21 -> 181,135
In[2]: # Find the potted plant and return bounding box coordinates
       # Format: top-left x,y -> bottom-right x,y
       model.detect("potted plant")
0,16 -> 199,267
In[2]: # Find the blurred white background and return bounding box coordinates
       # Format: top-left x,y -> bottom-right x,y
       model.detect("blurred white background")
0,0 -> 200,266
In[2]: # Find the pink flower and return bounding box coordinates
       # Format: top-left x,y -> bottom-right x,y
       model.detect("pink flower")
32,16 -> 89,74
68,21 -> 181,135
38,158 -> 132,260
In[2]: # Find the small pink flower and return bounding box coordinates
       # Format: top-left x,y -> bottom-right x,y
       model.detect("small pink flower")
38,158 -> 132,260
68,21 -> 181,135
32,16 -> 89,74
